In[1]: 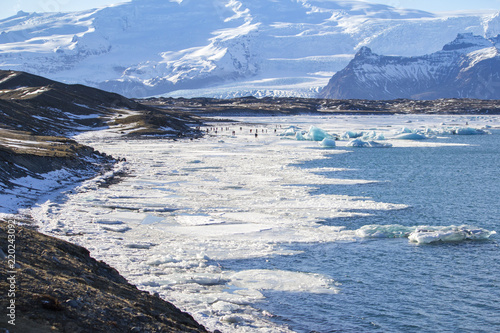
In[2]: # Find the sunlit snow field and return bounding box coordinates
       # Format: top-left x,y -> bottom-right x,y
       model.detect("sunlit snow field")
30,114 -> 499,333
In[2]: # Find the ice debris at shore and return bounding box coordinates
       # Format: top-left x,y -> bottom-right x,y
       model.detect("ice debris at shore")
356,224 -> 496,244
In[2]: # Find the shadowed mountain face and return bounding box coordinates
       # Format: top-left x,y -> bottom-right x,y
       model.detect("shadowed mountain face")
320,33 -> 500,100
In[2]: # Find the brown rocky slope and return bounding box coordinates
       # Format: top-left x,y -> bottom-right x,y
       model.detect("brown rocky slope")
0,219 -> 209,333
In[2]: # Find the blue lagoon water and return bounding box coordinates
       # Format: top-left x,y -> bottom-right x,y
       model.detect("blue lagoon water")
224,130 -> 500,332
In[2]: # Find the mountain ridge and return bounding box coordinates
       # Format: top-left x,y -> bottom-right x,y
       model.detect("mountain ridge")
319,33 -> 500,100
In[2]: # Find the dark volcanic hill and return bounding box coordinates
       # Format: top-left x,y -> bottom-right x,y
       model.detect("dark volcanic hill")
0,70 -> 200,137
319,33 -> 500,100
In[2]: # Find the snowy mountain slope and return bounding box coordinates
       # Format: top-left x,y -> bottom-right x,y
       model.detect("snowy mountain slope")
0,0 -> 499,98
319,33 -> 500,99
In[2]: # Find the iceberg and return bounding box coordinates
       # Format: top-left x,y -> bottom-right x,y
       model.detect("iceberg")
306,126 -> 334,141
362,131 -> 385,140
356,224 -> 496,244
295,131 -> 306,141
346,139 -> 392,148
319,138 -> 336,148
355,225 -> 414,238
452,127 -> 489,135
342,131 -> 363,139
408,225 -> 496,244
279,126 -> 301,137
393,133 -> 427,140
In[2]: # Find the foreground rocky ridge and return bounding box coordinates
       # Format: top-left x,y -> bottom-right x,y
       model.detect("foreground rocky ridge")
0,219 -> 209,333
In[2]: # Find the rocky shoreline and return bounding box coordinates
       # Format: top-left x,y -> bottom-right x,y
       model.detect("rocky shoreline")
0,219 -> 210,333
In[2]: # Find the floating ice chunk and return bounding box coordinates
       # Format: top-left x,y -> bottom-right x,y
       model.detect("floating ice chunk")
95,219 -> 124,225
101,225 -> 131,233
342,131 -> 363,139
357,224 -> 496,244
347,139 -> 392,148
453,127 -> 489,135
295,131 -> 306,141
319,138 -> 336,148
355,225 -> 414,238
393,133 -> 427,140
305,126 -> 334,141
189,275 -> 229,286
145,255 -> 177,266
279,126 -> 300,136
229,269 -> 338,294
124,242 -> 157,249
408,225 -> 496,244
362,131 -> 385,140
399,127 -> 414,134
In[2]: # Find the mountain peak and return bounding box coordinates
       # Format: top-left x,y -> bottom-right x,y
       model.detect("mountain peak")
355,46 -> 375,58
442,33 -> 493,52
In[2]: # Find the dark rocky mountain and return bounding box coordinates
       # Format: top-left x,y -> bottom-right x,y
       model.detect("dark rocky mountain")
319,33 -> 500,100
0,70 -> 199,137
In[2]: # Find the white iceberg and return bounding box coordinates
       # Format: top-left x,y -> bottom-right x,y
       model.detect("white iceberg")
356,224 -> 496,244
452,127 -> 490,135
342,131 -> 363,139
279,126 -> 301,137
408,225 -> 496,244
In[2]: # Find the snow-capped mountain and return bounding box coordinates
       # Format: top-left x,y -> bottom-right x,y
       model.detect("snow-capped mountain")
319,33 -> 500,99
0,0 -> 499,98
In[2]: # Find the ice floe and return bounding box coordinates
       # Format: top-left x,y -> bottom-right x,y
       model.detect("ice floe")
356,224 -> 496,244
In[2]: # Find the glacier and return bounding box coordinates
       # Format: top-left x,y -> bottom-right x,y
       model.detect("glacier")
0,1 -> 499,97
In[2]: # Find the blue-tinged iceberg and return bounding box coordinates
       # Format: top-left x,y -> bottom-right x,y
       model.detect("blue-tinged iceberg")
347,139 -> 392,148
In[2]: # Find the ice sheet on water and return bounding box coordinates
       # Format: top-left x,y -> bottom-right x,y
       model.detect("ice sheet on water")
228,269 -> 339,294
356,224 -> 496,244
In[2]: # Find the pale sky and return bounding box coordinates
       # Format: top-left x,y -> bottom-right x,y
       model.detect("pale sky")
0,0 -> 499,20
